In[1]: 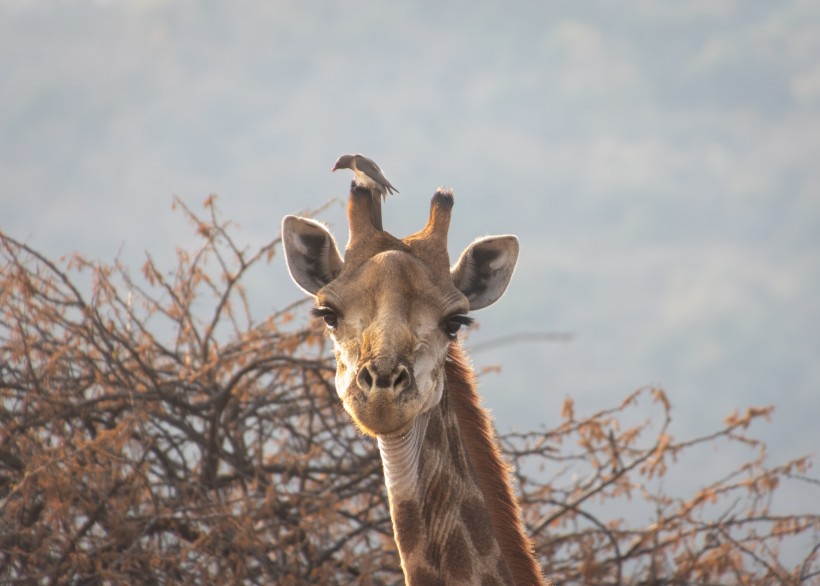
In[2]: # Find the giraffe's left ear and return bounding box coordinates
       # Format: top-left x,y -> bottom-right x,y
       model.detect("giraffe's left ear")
451,235 -> 519,310
282,216 -> 344,296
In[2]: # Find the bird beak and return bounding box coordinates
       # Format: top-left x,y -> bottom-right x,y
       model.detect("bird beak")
331,163 -> 339,172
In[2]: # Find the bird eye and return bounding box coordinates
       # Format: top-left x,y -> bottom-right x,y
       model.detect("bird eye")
312,306 -> 339,329
444,315 -> 474,340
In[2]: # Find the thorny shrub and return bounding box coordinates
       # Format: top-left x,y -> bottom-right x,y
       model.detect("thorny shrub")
1,197 -> 818,585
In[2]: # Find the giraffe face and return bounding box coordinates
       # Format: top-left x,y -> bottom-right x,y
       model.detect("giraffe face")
282,189 -> 519,437
314,250 -> 470,436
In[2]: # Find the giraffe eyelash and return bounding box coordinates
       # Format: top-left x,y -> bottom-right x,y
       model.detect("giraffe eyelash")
443,314 -> 474,339
312,306 -> 340,328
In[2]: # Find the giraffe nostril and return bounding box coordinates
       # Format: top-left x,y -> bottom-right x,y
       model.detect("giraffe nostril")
358,366 -> 374,390
393,365 -> 411,392
356,361 -> 413,393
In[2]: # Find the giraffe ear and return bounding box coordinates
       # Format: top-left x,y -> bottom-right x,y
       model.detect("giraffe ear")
282,216 -> 343,296
451,235 -> 519,310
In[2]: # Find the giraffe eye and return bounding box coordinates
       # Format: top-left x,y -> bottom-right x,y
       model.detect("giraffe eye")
444,315 -> 474,340
312,306 -> 339,329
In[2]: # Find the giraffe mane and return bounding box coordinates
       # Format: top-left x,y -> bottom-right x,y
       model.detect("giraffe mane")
445,343 -> 544,585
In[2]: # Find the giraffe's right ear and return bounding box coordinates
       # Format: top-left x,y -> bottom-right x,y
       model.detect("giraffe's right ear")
282,216 -> 343,296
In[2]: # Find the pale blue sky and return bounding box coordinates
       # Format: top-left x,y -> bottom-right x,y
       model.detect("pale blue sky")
3,0 -> 819,534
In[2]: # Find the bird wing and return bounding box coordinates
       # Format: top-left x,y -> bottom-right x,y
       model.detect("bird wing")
355,155 -> 399,194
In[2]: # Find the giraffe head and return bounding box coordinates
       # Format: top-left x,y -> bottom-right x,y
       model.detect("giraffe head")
282,186 -> 518,437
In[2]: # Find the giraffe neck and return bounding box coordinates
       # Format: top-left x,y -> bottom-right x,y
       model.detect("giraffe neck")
377,345 -> 544,585
378,393 -> 514,585
445,345 -> 546,585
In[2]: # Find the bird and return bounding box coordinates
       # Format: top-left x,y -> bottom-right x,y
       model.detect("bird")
331,154 -> 399,201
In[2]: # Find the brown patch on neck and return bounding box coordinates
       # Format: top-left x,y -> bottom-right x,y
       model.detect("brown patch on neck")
445,343 -> 545,586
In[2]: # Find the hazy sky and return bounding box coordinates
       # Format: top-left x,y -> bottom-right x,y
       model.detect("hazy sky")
3,0 -> 819,523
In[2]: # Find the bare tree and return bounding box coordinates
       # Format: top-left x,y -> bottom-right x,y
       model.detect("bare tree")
1,197 -> 817,584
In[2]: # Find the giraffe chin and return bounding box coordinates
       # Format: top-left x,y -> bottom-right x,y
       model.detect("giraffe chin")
342,381 -> 440,438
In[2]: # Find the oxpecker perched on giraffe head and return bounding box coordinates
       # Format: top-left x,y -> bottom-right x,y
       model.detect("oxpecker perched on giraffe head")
332,153 -> 399,201
332,153 -> 399,231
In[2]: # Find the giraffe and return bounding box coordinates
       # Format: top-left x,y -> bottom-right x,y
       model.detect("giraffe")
282,184 -> 546,585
